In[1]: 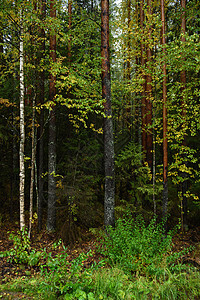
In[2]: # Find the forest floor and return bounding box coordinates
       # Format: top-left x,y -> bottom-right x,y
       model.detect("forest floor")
0,218 -> 103,299
0,218 -> 200,299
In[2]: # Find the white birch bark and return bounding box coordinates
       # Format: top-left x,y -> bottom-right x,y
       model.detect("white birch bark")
19,9 -> 25,230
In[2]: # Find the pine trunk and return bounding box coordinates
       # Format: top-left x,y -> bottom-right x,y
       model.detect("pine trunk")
140,0 -> 147,159
101,0 -> 115,228
146,0 -> 153,171
161,0 -> 168,219
68,0 -> 72,64
180,0 -> 187,229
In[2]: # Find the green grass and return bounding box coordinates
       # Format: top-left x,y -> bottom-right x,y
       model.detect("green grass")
1,266 -> 200,299
0,216 -> 200,299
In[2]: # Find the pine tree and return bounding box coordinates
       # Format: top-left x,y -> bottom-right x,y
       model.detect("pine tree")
47,0 -> 57,232
101,0 -> 115,227
161,0 -> 168,219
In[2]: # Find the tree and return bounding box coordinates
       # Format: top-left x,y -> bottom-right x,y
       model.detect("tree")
68,0 -> 72,65
47,0 -> 57,232
180,0 -> 187,230
101,0 -> 115,227
146,0 -> 153,171
140,0 -> 146,159
160,0 -> 168,219
38,0 -> 46,231
19,8 -> 25,230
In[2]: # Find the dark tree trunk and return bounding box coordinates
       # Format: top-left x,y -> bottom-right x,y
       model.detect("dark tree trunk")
161,0 -> 168,219
101,0 -> 115,227
47,0 -> 56,232
38,0 -> 46,231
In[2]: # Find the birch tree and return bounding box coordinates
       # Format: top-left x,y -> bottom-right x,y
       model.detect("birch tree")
19,8 -> 25,230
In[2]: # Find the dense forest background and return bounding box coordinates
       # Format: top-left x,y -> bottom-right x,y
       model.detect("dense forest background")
0,0 -> 200,241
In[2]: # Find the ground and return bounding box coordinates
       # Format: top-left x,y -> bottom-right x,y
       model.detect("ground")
0,218 -> 200,299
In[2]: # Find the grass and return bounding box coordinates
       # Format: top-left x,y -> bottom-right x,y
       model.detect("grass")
1,266 -> 200,299
0,215 -> 200,299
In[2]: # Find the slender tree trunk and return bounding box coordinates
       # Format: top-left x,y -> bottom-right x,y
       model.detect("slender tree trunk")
19,9 -> 25,230
153,78 -> 157,215
101,0 -> 115,227
124,0 -> 132,129
68,0 -> 72,65
0,21 -> 3,65
11,97 -> 18,220
38,0 -> 46,231
180,0 -> 187,229
47,0 -> 57,232
160,0 -> 168,219
28,93 -> 36,238
127,0 -> 131,82
146,0 -> 153,171
140,0 -> 147,159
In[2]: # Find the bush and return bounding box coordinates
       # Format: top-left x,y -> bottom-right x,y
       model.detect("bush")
0,228 -> 42,266
98,213 -> 187,278
39,249 -> 95,298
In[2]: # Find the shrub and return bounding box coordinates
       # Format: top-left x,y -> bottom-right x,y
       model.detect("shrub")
0,228 -> 42,266
98,213 -> 187,278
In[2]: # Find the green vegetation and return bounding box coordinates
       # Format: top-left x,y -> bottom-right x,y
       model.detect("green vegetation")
0,215 -> 200,299
0,0 -> 200,298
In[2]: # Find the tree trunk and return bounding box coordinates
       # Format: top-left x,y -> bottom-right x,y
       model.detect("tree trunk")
68,0 -> 72,65
101,0 -> 115,228
47,0 -> 57,232
160,0 -> 168,219
0,21 -> 3,64
127,0 -> 131,82
146,0 -> 153,171
19,9 -> 25,230
38,0 -> 46,231
140,0 -> 147,160
180,0 -> 187,229
28,93 -> 36,238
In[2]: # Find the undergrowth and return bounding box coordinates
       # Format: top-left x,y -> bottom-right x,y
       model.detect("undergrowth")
0,215 -> 200,299
97,213 -> 190,278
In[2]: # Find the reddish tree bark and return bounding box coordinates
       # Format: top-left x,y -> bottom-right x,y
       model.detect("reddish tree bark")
180,0 -> 187,229
180,0 -> 186,92
161,0 -> 168,219
146,0 -> 153,171
101,0 -> 115,227
68,0 -> 72,65
127,0 -> 131,82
